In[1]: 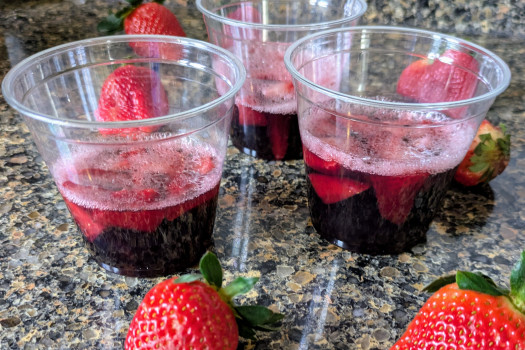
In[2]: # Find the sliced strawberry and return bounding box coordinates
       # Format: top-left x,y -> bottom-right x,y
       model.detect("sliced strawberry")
370,173 -> 428,225
237,104 -> 268,126
195,155 -> 215,175
95,65 -> 169,135
303,146 -> 343,176
260,81 -> 294,99
397,49 -> 479,118
267,114 -> 290,160
111,188 -> 160,204
309,173 -> 370,205
62,196 -> 104,242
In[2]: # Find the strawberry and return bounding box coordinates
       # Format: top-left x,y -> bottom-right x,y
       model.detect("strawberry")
303,146 -> 343,176
98,0 -> 186,58
125,252 -> 284,350
267,114 -> 290,160
370,173 -> 428,225
454,120 -> 511,186
391,250 -> 525,349
95,65 -> 169,135
62,195 -> 105,241
397,49 -> 479,118
309,173 -> 370,205
237,104 -> 267,126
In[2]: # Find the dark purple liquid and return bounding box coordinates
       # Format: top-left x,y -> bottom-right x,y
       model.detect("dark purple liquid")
230,104 -> 302,160
83,192 -> 218,277
306,165 -> 456,254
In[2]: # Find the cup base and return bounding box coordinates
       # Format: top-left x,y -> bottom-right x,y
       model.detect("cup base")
319,232 -> 427,255
94,257 -> 202,278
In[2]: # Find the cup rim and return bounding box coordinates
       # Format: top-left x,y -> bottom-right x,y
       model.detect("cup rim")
284,25 -> 512,114
1,34 -> 247,129
196,0 -> 367,31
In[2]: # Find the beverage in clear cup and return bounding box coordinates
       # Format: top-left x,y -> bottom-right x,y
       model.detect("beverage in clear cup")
285,27 -> 511,254
2,35 -> 246,276
197,0 -> 367,160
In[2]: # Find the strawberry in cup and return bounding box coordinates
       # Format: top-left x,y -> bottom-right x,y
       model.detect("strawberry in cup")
284,27 -> 510,254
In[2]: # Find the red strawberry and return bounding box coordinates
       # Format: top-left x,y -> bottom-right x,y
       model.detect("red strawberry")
237,104 -> 267,126
454,120 -> 511,186
397,49 -> 479,118
125,252 -> 284,350
267,114 -> 290,160
370,173 -> 428,225
98,0 -> 186,59
303,146 -> 343,176
309,173 -> 370,205
391,250 -> 525,349
62,194 -> 105,241
95,65 -> 169,135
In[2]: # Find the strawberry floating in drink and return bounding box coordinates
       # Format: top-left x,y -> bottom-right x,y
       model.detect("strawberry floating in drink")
391,250 -> 525,349
125,252 -> 284,350
454,120 -> 511,186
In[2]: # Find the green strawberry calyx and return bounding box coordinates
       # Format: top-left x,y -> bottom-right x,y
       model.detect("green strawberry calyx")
174,251 -> 285,341
468,123 -> 511,182
423,250 -> 525,314
97,0 -> 165,35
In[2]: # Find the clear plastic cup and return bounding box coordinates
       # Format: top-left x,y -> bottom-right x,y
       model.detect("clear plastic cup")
2,35 -> 246,276
284,26 -> 511,254
197,0 -> 367,160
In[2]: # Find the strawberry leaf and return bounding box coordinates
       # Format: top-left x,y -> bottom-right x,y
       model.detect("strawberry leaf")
222,277 -> 259,300
237,321 -> 257,340
235,305 -> 284,327
423,274 -> 456,293
126,0 -> 144,6
456,271 -> 506,296
510,250 -> 525,312
174,274 -> 202,284
199,251 -> 223,289
97,14 -> 124,34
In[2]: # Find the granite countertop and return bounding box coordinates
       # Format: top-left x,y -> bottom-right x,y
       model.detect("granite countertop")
0,0 -> 524,349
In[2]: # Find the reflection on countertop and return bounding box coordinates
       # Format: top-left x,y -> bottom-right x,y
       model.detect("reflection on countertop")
0,0 -> 524,349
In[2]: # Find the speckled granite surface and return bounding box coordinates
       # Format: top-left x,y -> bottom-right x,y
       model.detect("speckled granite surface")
0,0 -> 524,349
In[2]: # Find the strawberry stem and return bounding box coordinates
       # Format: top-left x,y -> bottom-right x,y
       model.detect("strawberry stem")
176,251 -> 285,340
510,251 -> 525,313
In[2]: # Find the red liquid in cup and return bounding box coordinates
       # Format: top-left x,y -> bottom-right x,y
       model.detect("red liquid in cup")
55,140 -> 223,276
301,101 -> 476,254
230,104 -> 302,160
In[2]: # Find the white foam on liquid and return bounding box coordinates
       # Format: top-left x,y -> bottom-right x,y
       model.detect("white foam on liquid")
301,103 -> 478,176
53,138 -> 223,211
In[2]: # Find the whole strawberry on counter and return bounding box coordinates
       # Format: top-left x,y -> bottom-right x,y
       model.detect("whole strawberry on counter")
125,251 -> 284,350
98,0 -> 186,37
98,0 -> 186,58
454,120 -> 511,186
391,250 -> 525,349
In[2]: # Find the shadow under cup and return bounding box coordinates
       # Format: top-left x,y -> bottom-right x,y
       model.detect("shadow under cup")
197,0 -> 367,160
2,35 -> 246,277
284,26 -> 511,254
